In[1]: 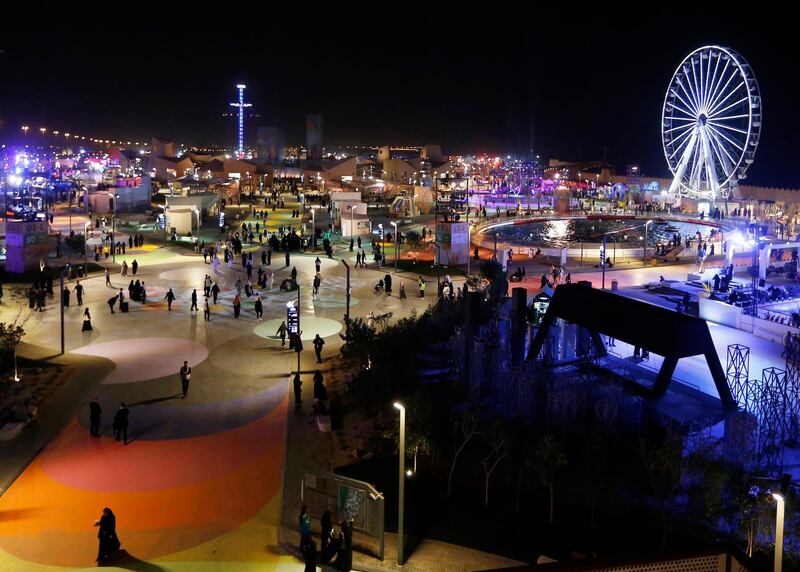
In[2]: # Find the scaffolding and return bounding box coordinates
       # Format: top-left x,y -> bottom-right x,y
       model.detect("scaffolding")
726,344 -> 751,411
783,333 -> 800,442
753,367 -> 788,474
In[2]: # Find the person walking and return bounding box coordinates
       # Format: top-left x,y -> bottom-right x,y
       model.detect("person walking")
254,295 -> 263,321
285,250 -> 290,267
63,285 -> 71,307
75,281 -> 84,305
211,282 -> 220,304
233,293 -> 241,318
203,298 -> 211,321
82,307 -> 93,331
112,403 -> 129,445
105,267 -> 111,287
399,280 -> 407,299
89,397 -> 102,437
165,288 -> 176,310
418,276 -> 425,298
180,361 -> 192,397
131,259 -> 138,276
94,507 -> 120,563
277,321 -> 288,347
315,257 -> 321,273
355,251 -> 361,268
293,373 -> 302,406
313,274 -> 321,298
190,289 -> 198,312
313,334 -> 325,363
204,275 -> 211,297
121,260 -> 128,277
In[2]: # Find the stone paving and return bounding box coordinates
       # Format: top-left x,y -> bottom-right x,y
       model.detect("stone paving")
0,197 -> 451,571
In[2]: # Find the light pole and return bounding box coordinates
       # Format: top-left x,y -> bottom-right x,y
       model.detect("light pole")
393,402 -> 406,566
310,207 -> 317,251
643,219 -> 653,266
83,222 -> 90,277
602,234 -> 607,290
296,284 -> 301,375
108,192 -> 119,263
467,223 -> 473,275
342,260 -> 351,321
60,264 -> 70,356
391,221 -> 398,273
773,493 -> 785,572
347,205 -> 354,238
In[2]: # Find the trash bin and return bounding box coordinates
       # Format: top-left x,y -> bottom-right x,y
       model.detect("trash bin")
611,279 -> 619,291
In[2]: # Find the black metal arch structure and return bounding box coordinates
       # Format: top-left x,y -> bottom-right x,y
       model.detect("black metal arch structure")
528,283 -> 736,411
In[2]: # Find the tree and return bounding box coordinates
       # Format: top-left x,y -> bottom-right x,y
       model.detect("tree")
447,408 -> 481,499
0,305 -> 29,373
534,434 -> 567,525
339,317 -> 377,367
634,431 -> 686,549
480,419 -> 511,508
402,391 -> 436,473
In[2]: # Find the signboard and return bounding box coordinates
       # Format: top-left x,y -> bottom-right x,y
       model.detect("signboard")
287,303 -> 299,335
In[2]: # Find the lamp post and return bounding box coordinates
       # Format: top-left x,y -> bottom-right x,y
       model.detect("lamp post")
347,205 -> 354,238
602,233 -> 607,290
296,284 -> 301,375
643,219 -> 653,266
60,264 -> 70,356
773,493 -> 785,572
108,192 -> 119,263
310,207 -> 317,251
83,222 -> 90,277
342,260 -> 351,321
393,402 -> 406,566
391,221 -> 398,273
467,223 -> 473,276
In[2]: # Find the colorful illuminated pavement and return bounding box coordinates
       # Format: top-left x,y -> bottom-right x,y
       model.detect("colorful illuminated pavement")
0,205 -> 433,570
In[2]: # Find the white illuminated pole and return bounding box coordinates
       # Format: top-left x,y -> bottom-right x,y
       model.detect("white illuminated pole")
393,402 -> 406,566
229,84 -> 252,159
391,221 -> 398,273
644,219 -> 653,266
773,493 -> 785,572
467,223 -> 472,275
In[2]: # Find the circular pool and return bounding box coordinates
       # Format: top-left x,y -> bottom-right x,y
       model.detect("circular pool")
481,217 -> 719,249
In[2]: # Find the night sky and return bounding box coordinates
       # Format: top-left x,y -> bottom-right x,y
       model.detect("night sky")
0,9 -> 795,187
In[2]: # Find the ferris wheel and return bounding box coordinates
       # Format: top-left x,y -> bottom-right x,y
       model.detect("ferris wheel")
662,46 -> 761,200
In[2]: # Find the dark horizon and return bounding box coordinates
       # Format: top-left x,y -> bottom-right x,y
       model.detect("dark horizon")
0,9 -> 796,186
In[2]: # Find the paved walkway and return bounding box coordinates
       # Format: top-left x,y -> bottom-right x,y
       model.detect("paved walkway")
0,195 -> 473,571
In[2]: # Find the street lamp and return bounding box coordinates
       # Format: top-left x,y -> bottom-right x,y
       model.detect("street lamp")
310,206 -> 318,251
643,219 -> 653,266
108,193 -> 119,263
393,402 -> 406,566
390,221 -> 398,273
60,264 -> 70,356
773,493 -> 785,572
347,205 -> 354,239
467,222 -> 474,275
